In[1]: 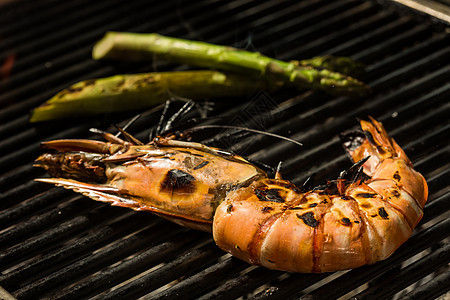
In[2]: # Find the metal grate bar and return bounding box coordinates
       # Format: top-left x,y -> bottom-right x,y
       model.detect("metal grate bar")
0,0 -> 66,30
351,23 -> 432,62
0,222 -> 117,289
400,269 -> 450,299
0,181 -> 50,210
11,219 -> 181,299
151,257 -> 248,300
49,230 -> 207,300
0,197 -> 91,248
290,10 -> 398,58
420,191 -> 450,225
0,1 -> 176,109
0,0 -> 75,27
206,0 -> 361,47
0,204 -> 131,269
0,0 -> 104,56
0,188 -> 70,228
0,216 -> 91,270
0,123 -> 94,174
97,241 -> 222,299
353,242 -> 450,299
413,146 -> 449,180
364,31 -> 449,79
325,16 -> 419,57
276,1 -> 379,58
198,268 -> 285,300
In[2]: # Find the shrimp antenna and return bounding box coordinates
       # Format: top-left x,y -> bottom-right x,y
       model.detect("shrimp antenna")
90,128 -> 126,145
301,173 -> 316,192
275,161 -> 283,179
183,125 -> 303,147
115,114 -> 141,138
151,100 -> 172,140
151,99 -> 213,140
162,100 -> 195,133
114,125 -> 144,145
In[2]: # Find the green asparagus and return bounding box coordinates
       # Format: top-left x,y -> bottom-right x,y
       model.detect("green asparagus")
292,55 -> 365,78
93,32 -> 369,97
29,70 -> 270,123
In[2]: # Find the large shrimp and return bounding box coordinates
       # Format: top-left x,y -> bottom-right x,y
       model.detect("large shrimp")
34,118 -> 427,272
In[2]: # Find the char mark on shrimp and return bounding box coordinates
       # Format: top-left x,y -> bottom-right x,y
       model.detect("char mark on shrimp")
340,217 -> 352,226
193,161 -> 210,170
254,188 -> 285,203
378,207 -> 389,219
356,192 -> 377,198
160,169 -> 196,194
296,212 -> 319,227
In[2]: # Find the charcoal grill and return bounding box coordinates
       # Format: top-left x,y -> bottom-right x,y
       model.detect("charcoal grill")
0,0 -> 449,299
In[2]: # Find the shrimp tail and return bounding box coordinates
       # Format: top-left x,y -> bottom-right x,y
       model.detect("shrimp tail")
341,117 -> 410,176
341,117 -> 428,207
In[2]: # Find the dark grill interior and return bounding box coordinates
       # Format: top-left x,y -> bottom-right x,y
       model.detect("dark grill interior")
0,0 -> 449,299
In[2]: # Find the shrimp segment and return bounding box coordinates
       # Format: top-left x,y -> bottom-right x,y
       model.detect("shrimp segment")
35,118 -> 427,272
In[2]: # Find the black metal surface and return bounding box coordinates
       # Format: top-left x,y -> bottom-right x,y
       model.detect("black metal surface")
0,0 -> 449,299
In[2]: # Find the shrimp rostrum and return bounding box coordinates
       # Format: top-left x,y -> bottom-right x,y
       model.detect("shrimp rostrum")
34,118 -> 428,273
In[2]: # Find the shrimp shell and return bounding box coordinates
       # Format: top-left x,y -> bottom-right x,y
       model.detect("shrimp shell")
213,118 -> 427,272
35,118 -> 428,272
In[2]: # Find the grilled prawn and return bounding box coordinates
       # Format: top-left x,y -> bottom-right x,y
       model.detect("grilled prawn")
34,118 -> 428,272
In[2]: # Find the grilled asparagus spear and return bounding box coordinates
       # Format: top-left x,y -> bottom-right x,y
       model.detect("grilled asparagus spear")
93,32 -> 369,97
29,70 -> 271,123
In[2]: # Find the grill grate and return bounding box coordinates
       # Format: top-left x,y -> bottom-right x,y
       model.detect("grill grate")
0,0 -> 449,299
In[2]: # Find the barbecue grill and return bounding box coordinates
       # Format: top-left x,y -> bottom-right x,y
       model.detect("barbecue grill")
0,0 -> 449,299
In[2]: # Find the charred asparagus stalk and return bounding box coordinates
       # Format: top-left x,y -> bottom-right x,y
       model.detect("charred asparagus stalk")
93,32 -> 369,97
29,70 -> 270,122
